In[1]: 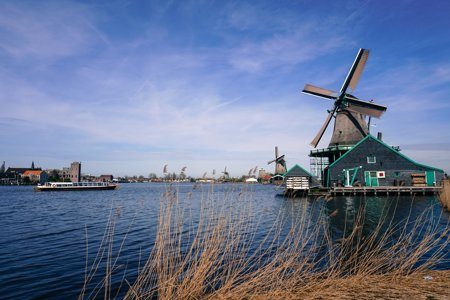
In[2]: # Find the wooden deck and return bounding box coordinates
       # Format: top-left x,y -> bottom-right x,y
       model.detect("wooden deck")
331,186 -> 442,196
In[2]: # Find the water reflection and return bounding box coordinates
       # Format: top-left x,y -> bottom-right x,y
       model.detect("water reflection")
324,196 -> 443,239
0,184 -> 448,299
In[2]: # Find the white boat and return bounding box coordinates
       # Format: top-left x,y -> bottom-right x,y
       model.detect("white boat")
35,182 -> 118,191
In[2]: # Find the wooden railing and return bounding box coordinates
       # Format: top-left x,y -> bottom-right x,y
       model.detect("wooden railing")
439,179 -> 450,211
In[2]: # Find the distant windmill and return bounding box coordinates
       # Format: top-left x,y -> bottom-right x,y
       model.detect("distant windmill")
222,166 -> 230,180
268,146 -> 287,175
252,166 -> 258,175
302,48 -> 387,148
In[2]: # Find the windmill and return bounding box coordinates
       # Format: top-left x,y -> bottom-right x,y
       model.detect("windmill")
221,166 -> 230,181
268,146 -> 287,175
302,48 -> 387,148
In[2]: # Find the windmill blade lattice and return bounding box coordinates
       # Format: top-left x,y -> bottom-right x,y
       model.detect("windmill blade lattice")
302,84 -> 337,99
341,48 -> 370,94
301,48 -> 387,148
310,106 -> 337,148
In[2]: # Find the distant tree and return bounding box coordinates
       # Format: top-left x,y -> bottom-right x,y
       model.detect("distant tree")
48,170 -> 60,181
31,161 -> 35,169
0,161 -> 5,174
164,172 -> 178,181
22,176 -> 31,185
148,173 -> 157,180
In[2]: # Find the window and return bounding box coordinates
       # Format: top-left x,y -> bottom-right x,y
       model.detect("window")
367,156 -> 376,164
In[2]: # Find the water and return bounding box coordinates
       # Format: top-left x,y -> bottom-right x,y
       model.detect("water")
0,183 -> 448,299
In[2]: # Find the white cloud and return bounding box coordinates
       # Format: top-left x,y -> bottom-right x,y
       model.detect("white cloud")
228,25 -> 345,73
0,1 -> 96,60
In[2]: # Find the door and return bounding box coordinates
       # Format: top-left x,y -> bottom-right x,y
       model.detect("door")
364,171 -> 370,186
426,171 -> 436,186
365,171 -> 379,187
370,171 -> 379,187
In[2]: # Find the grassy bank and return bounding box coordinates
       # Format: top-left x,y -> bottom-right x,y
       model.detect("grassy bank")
80,184 -> 449,299
259,270 -> 450,299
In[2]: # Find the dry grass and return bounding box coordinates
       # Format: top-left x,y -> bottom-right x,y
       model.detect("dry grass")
257,270 -> 450,299
80,183 -> 450,299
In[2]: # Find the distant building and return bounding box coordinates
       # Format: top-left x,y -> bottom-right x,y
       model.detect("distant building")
257,168 -> 271,183
196,178 -> 214,183
97,175 -> 113,182
22,170 -> 48,184
81,174 -> 97,182
5,167 -> 41,176
257,168 -> 267,179
284,164 -> 314,192
2,167 -> 43,184
245,177 -> 258,183
60,162 -> 81,182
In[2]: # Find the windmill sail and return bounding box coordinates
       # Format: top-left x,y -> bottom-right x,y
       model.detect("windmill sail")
302,84 -> 337,99
310,107 -> 337,148
348,49 -> 369,91
340,48 -> 370,93
345,97 -> 387,118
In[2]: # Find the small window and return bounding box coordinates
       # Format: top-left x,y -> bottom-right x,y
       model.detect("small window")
394,171 -> 400,177
367,156 -> 376,164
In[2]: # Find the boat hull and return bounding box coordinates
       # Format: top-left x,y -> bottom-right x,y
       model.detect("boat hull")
34,185 -> 118,192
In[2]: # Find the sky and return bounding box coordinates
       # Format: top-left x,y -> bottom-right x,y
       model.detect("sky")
1,0 -> 450,177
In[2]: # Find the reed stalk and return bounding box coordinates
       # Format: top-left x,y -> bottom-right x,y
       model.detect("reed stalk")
80,183 -> 449,299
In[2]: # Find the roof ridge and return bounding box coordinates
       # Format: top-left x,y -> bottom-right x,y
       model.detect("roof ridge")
328,134 -> 443,172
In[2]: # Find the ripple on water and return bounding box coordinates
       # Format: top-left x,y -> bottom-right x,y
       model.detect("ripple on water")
0,183 -> 448,299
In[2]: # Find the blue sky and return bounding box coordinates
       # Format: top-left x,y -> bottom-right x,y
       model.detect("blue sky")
1,0 -> 450,177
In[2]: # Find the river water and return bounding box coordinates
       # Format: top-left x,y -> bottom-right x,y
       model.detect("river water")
0,183 -> 448,299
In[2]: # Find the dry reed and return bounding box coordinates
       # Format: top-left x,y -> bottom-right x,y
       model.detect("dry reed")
80,183 -> 449,299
